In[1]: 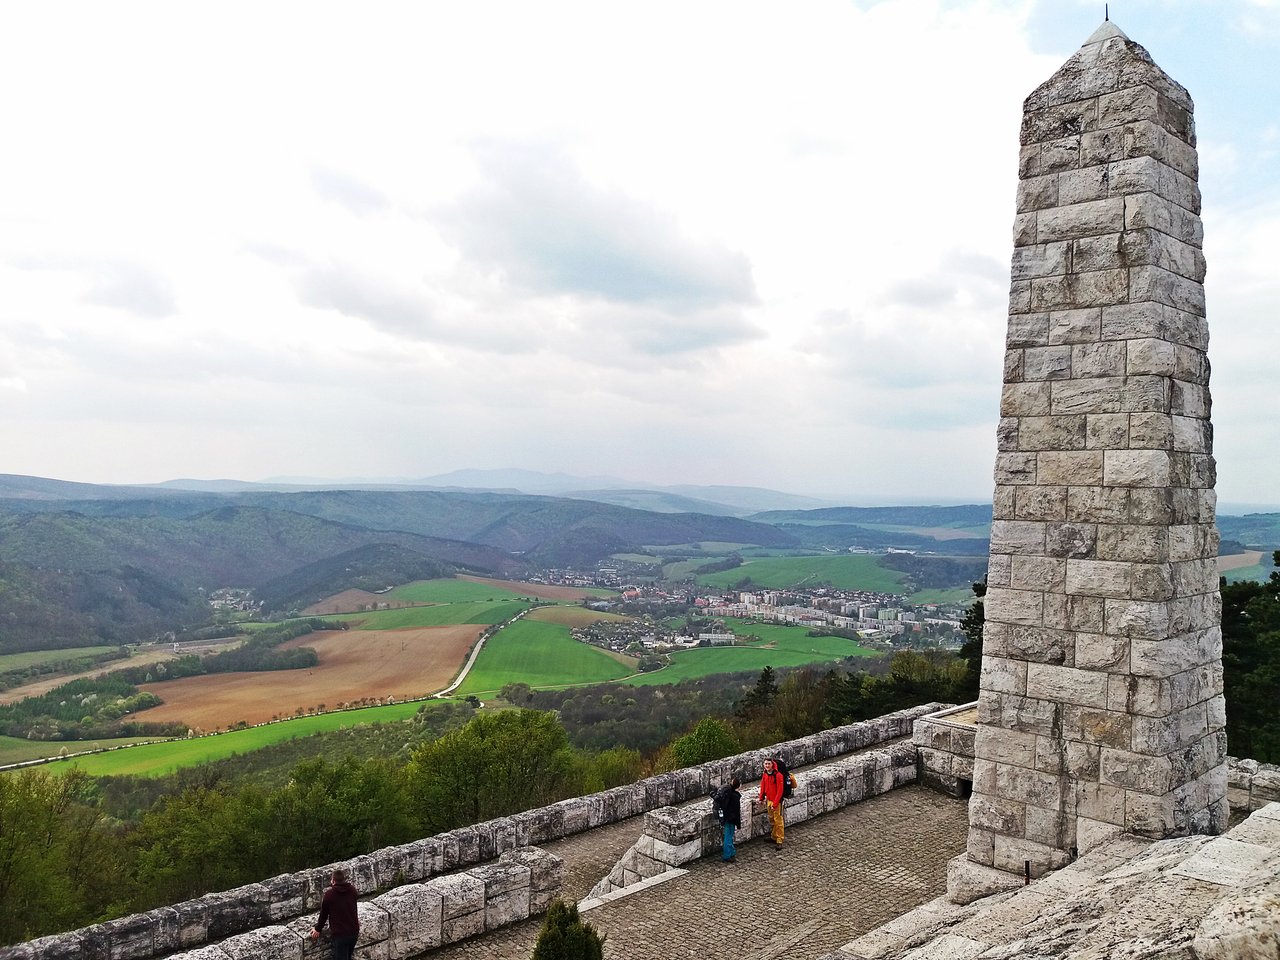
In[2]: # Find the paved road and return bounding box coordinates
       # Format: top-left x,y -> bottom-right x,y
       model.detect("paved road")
425,784 -> 968,960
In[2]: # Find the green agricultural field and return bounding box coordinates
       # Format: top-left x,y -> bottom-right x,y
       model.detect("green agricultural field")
0,645 -> 121,672
911,587 -> 977,604
624,622 -> 877,687
454,620 -> 633,697
0,734 -> 171,767
318,599 -> 532,630
611,554 -> 662,567
696,555 -> 909,593
24,701 -> 433,778
385,579 -> 528,604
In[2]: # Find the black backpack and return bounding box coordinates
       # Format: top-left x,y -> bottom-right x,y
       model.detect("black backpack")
775,757 -> 794,799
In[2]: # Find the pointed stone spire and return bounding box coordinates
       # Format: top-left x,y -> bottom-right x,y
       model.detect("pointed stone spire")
948,23 -> 1224,903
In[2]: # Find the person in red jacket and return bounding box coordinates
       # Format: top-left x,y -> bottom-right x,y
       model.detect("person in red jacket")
310,868 -> 360,960
759,757 -> 790,848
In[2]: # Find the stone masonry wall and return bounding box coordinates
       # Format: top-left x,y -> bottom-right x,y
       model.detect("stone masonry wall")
587,740 -> 919,900
2,705 -> 943,960
961,19 -> 1226,897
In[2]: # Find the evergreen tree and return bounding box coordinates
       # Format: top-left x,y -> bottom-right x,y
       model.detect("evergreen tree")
531,899 -> 603,960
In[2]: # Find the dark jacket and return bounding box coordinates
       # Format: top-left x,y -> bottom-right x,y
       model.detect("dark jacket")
316,880 -> 360,938
713,782 -> 742,827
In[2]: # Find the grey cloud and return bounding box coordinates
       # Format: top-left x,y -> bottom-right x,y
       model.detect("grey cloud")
298,265 -> 436,337
83,263 -> 176,318
437,143 -> 757,310
612,307 -> 765,357
12,255 -> 176,318
309,167 -> 390,215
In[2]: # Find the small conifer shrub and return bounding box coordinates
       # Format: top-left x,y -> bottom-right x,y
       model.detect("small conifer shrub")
531,898 -> 604,960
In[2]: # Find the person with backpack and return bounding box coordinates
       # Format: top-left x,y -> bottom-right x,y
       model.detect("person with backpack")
759,757 -> 796,849
712,776 -> 742,863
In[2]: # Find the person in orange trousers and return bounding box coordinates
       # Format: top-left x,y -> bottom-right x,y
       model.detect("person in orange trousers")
759,757 -> 789,848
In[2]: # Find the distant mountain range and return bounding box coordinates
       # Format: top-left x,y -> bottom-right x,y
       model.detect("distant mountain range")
1,472 -> 1276,655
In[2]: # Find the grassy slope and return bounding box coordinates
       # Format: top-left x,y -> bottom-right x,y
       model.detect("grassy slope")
385,579 -> 528,604
696,554 -> 909,593
317,599 -> 531,629
454,619 -> 632,697
624,620 -> 878,686
0,645 -> 120,672
24,702 -> 428,778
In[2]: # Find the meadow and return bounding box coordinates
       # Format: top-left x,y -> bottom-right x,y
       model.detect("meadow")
386,578 -> 528,604
0,734 -> 170,767
695,554 -> 910,593
0,645 -> 121,672
453,619 -> 634,698
23,701 -> 430,777
624,620 -> 878,686
318,598 -> 531,629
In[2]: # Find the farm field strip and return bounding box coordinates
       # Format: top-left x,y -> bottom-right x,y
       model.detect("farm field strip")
137,625 -> 482,729
696,554 -> 910,593
0,734 -> 175,767
25,702 -> 428,778
317,599 -> 531,630
453,619 -> 634,698
0,645 -> 121,672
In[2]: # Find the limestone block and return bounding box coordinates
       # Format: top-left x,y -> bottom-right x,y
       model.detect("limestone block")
1063,704 -> 1133,748
644,834 -> 701,867
1131,629 -> 1218,678
1068,595 -> 1106,632
597,784 -> 639,822
1074,632 -> 1127,671
1001,383 -> 1052,418
1104,449 -> 1172,487
167,948 -> 230,960
1122,228 -> 1205,280
992,834 -> 1071,877
1132,705 -> 1208,755
1076,781 -> 1126,825
1172,415 -> 1210,453
1193,888 -> 1280,960
371,884 -> 443,956
1120,374 -> 1172,414
980,656 -> 1028,696
1045,520 -> 1098,559
1171,379 -> 1210,418
990,519 -> 1047,556
84,913 -> 151,960
978,692 -> 1059,737
1018,415 -> 1087,452
1252,771 -> 1280,808
434,830 -> 462,871
1128,412 -> 1175,449
1010,555 -> 1067,591
983,623 -> 1069,665
643,805 -> 702,846
984,587 -> 1044,626
440,908 -> 484,947
1026,663 -> 1109,708
449,826 -> 482,866
1097,523 -> 1169,563
1064,558 -> 1130,598
1032,269 -> 1129,311
1072,343 -> 1127,381
1037,197 -> 1125,242
1127,489 -> 1175,527
1064,486 -> 1126,524
1008,311 -> 1049,346
170,898 -> 216,949
1022,344 -> 1073,380
1125,191 -> 1203,246
1131,562 -> 1175,602
1024,803 -> 1072,848
431,873 -> 484,924
1010,279 -> 1032,313
1011,239 -> 1068,277
1173,836 -> 1277,886
1131,264 -> 1206,316
643,772 -> 680,811
1046,307 -> 1102,346
946,855 -> 1024,906
367,846 -> 411,894
204,884 -> 271,942
217,926 -> 302,960
1060,166 -> 1111,206
995,763 -> 1067,812
556,797 -> 593,836
1103,748 -> 1173,795
1049,376 -> 1123,416
1040,452 -> 1105,487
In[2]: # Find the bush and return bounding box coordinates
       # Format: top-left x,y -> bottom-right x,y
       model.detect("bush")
531,899 -> 603,960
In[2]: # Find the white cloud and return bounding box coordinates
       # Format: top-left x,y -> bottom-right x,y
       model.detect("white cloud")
0,0 -> 1274,505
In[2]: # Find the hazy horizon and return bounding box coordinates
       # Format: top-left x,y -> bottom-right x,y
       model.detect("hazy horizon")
2,2 -> 1276,505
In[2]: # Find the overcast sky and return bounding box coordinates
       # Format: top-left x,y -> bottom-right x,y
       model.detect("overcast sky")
1,0 -> 1276,507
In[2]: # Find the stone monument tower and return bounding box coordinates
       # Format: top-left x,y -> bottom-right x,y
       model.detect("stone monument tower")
952,20 -> 1227,901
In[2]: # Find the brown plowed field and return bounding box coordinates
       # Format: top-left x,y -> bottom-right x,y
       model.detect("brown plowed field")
137,625 -> 480,729
459,575 -> 598,601
301,589 -> 411,615
1218,550 -> 1263,572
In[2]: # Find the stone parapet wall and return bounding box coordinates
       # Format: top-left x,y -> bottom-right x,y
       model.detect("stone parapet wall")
913,704 -> 978,797
2,704 -> 944,960
1227,757 -> 1280,813
588,741 -> 920,900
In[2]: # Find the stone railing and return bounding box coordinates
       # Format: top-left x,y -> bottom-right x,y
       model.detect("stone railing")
1227,757 -> 1280,812
3,704 -> 946,960
587,740 -> 919,901
912,702 -> 977,798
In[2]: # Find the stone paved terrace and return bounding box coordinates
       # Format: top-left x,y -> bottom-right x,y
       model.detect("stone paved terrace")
425,785 -> 968,960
